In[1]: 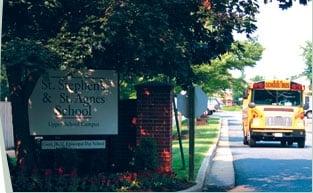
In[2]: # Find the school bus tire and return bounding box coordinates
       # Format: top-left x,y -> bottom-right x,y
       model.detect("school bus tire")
248,138 -> 256,147
246,130 -> 256,147
280,140 -> 287,146
243,136 -> 248,145
297,138 -> 305,148
247,131 -> 256,147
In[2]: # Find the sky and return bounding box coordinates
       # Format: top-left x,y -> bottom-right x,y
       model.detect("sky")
234,1 -> 312,84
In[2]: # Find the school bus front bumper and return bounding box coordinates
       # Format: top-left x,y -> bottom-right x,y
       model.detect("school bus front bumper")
250,129 -> 305,141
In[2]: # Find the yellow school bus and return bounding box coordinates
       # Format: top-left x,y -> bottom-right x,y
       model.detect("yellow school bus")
242,80 -> 308,148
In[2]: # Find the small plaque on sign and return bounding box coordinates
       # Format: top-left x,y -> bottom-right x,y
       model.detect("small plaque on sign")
41,140 -> 106,149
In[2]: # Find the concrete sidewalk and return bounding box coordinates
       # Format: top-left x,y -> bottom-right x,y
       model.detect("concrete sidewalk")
202,118 -> 235,191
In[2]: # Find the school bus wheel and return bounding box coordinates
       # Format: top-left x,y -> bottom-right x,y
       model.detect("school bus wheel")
297,138 -> 305,148
243,130 -> 248,145
247,132 -> 256,147
280,141 -> 287,146
243,136 -> 248,145
248,138 -> 256,147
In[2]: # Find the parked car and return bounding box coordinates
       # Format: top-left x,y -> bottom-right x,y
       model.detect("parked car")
207,97 -> 222,114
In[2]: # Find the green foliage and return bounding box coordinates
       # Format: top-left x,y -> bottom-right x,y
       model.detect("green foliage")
222,105 -> 242,111
134,138 -> 159,171
1,38 -> 60,68
232,76 -> 247,104
0,66 -> 9,100
37,149 -> 109,176
0,38 -> 61,105
119,74 -> 170,99
2,0 -> 311,93
39,149 -> 79,172
192,40 -> 264,94
192,61 -> 232,94
301,41 -> 312,85
2,0 -> 261,87
47,28 -> 95,69
250,75 -> 265,82
11,171 -> 192,192
2,0 -> 107,41
264,0 -> 312,10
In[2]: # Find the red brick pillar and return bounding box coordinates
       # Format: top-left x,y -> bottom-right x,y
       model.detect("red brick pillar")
136,83 -> 173,173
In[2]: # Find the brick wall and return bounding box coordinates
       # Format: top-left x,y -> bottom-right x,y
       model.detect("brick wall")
136,83 -> 173,173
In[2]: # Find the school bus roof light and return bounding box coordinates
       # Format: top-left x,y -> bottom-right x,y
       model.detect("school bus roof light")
291,82 -> 305,91
252,81 -> 265,89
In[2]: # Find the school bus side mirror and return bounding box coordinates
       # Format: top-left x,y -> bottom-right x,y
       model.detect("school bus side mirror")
248,102 -> 256,108
304,103 -> 309,110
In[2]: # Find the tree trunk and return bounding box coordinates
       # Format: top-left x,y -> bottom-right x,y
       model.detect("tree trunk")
6,65 -> 42,175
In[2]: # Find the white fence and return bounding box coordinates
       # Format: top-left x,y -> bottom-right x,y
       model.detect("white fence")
0,102 -> 15,150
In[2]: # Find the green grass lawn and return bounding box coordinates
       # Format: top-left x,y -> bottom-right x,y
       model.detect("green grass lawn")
8,156 -> 16,166
172,118 -> 220,180
222,105 -> 242,111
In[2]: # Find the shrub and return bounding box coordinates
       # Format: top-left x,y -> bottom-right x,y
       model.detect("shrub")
11,171 -> 194,192
134,138 -> 159,171
37,149 -> 108,175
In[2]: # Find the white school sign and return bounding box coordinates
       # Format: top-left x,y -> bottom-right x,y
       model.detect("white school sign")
28,69 -> 118,135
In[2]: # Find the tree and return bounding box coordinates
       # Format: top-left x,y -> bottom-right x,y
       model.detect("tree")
1,0 -> 260,174
2,0 -> 114,173
250,75 -> 265,82
0,0 -> 310,181
301,41 -> 312,86
264,0 -> 311,9
3,0 -> 305,174
44,0 -> 260,87
232,75 -> 247,105
0,66 -> 9,100
192,40 -> 264,94
1,38 -> 60,174
231,74 -> 266,104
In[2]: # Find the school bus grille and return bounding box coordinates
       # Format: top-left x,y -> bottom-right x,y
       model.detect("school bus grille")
265,116 -> 292,127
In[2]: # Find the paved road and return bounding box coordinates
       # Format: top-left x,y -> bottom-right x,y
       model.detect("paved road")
217,111 -> 312,192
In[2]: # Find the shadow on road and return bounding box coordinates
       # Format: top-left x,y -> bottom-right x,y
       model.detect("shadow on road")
228,143 -> 311,149
228,120 -> 241,126
243,142 -> 312,149
233,158 -> 312,192
228,136 -> 244,142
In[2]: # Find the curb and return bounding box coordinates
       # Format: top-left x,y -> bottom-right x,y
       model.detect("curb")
179,118 -> 222,192
202,118 -> 235,191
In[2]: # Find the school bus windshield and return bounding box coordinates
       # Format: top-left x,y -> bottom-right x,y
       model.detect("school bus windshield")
253,90 -> 302,106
